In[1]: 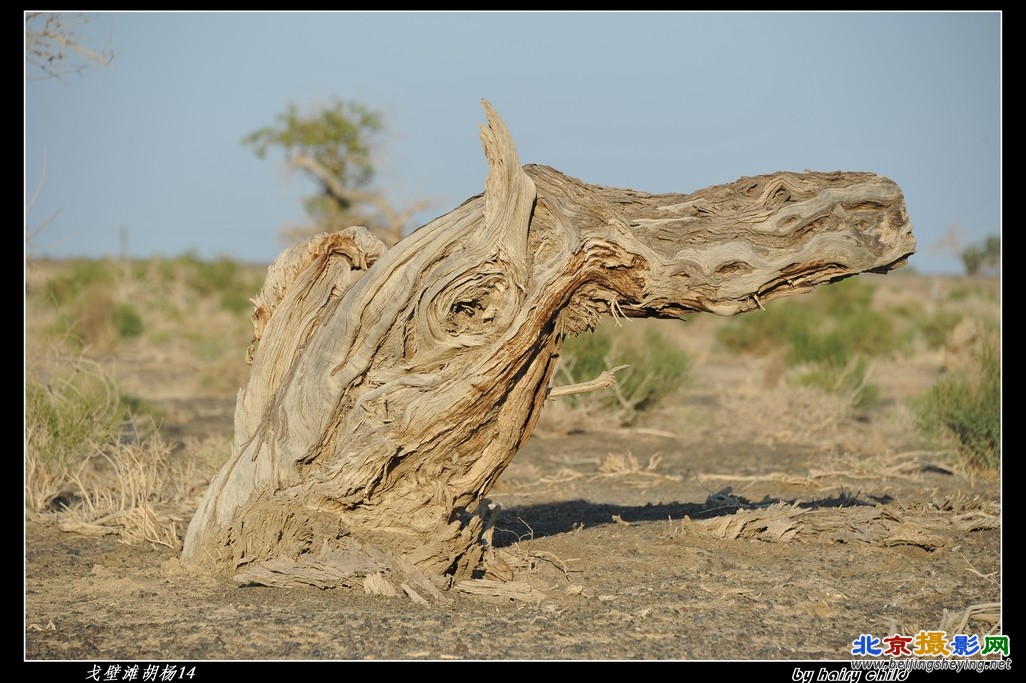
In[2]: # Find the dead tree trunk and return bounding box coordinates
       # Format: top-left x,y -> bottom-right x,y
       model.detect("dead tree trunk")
181,100 -> 915,594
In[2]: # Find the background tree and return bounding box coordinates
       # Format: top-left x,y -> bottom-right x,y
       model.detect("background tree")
25,12 -> 115,81
982,234 -> 1000,274
960,234 -> 1000,276
243,99 -> 432,247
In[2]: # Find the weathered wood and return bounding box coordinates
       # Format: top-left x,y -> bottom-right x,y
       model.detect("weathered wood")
181,100 -> 915,592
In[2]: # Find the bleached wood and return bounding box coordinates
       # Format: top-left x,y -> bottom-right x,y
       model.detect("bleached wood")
182,100 -> 915,591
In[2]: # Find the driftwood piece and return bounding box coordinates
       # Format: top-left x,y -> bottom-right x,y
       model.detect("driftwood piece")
695,501 -> 946,550
181,100 -> 915,592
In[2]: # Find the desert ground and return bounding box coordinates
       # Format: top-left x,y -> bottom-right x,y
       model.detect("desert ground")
24,262 -> 1002,663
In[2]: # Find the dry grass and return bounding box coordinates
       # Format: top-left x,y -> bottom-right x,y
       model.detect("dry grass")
24,352 -> 125,512
475,512 -> 578,601
592,451 -> 681,484
25,345 -> 207,549
711,381 -> 862,449
55,429 -> 197,549
25,258 -> 245,548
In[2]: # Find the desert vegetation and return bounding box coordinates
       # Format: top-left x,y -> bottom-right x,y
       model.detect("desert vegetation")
714,275 -> 1000,471
23,251 -> 1003,660
24,254 -> 1000,550
24,14 -> 1000,661
24,256 -> 261,545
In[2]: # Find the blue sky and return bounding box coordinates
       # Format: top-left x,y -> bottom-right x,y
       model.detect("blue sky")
25,11 -> 1001,274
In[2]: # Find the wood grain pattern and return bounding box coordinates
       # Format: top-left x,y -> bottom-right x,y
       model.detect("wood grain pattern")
181,100 -> 915,592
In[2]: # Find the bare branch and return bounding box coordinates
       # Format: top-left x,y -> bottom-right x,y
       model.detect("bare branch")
25,12 -> 115,81
289,153 -> 434,246
25,146 -> 62,246
547,365 -> 630,399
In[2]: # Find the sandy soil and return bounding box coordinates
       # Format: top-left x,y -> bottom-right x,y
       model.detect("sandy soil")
24,274 -> 1003,664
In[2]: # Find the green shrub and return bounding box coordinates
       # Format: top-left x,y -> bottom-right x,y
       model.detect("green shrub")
910,333 -> 1000,472
219,290 -> 254,315
816,276 -> 875,317
25,377 -> 122,466
718,279 -> 896,361
619,328 -> 692,411
24,362 -> 128,510
191,336 -> 228,361
180,254 -> 238,295
716,278 -> 901,408
113,303 -> 144,338
717,302 -> 814,356
44,291 -> 145,349
949,284 -> 1000,304
793,356 -> 881,412
39,259 -> 115,307
555,322 -> 691,420
45,289 -> 114,349
177,253 -> 261,313
960,234 -> 1000,276
120,394 -> 165,423
915,310 -> 964,350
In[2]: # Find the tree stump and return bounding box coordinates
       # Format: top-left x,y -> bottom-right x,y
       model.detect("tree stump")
181,100 -> 916,595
